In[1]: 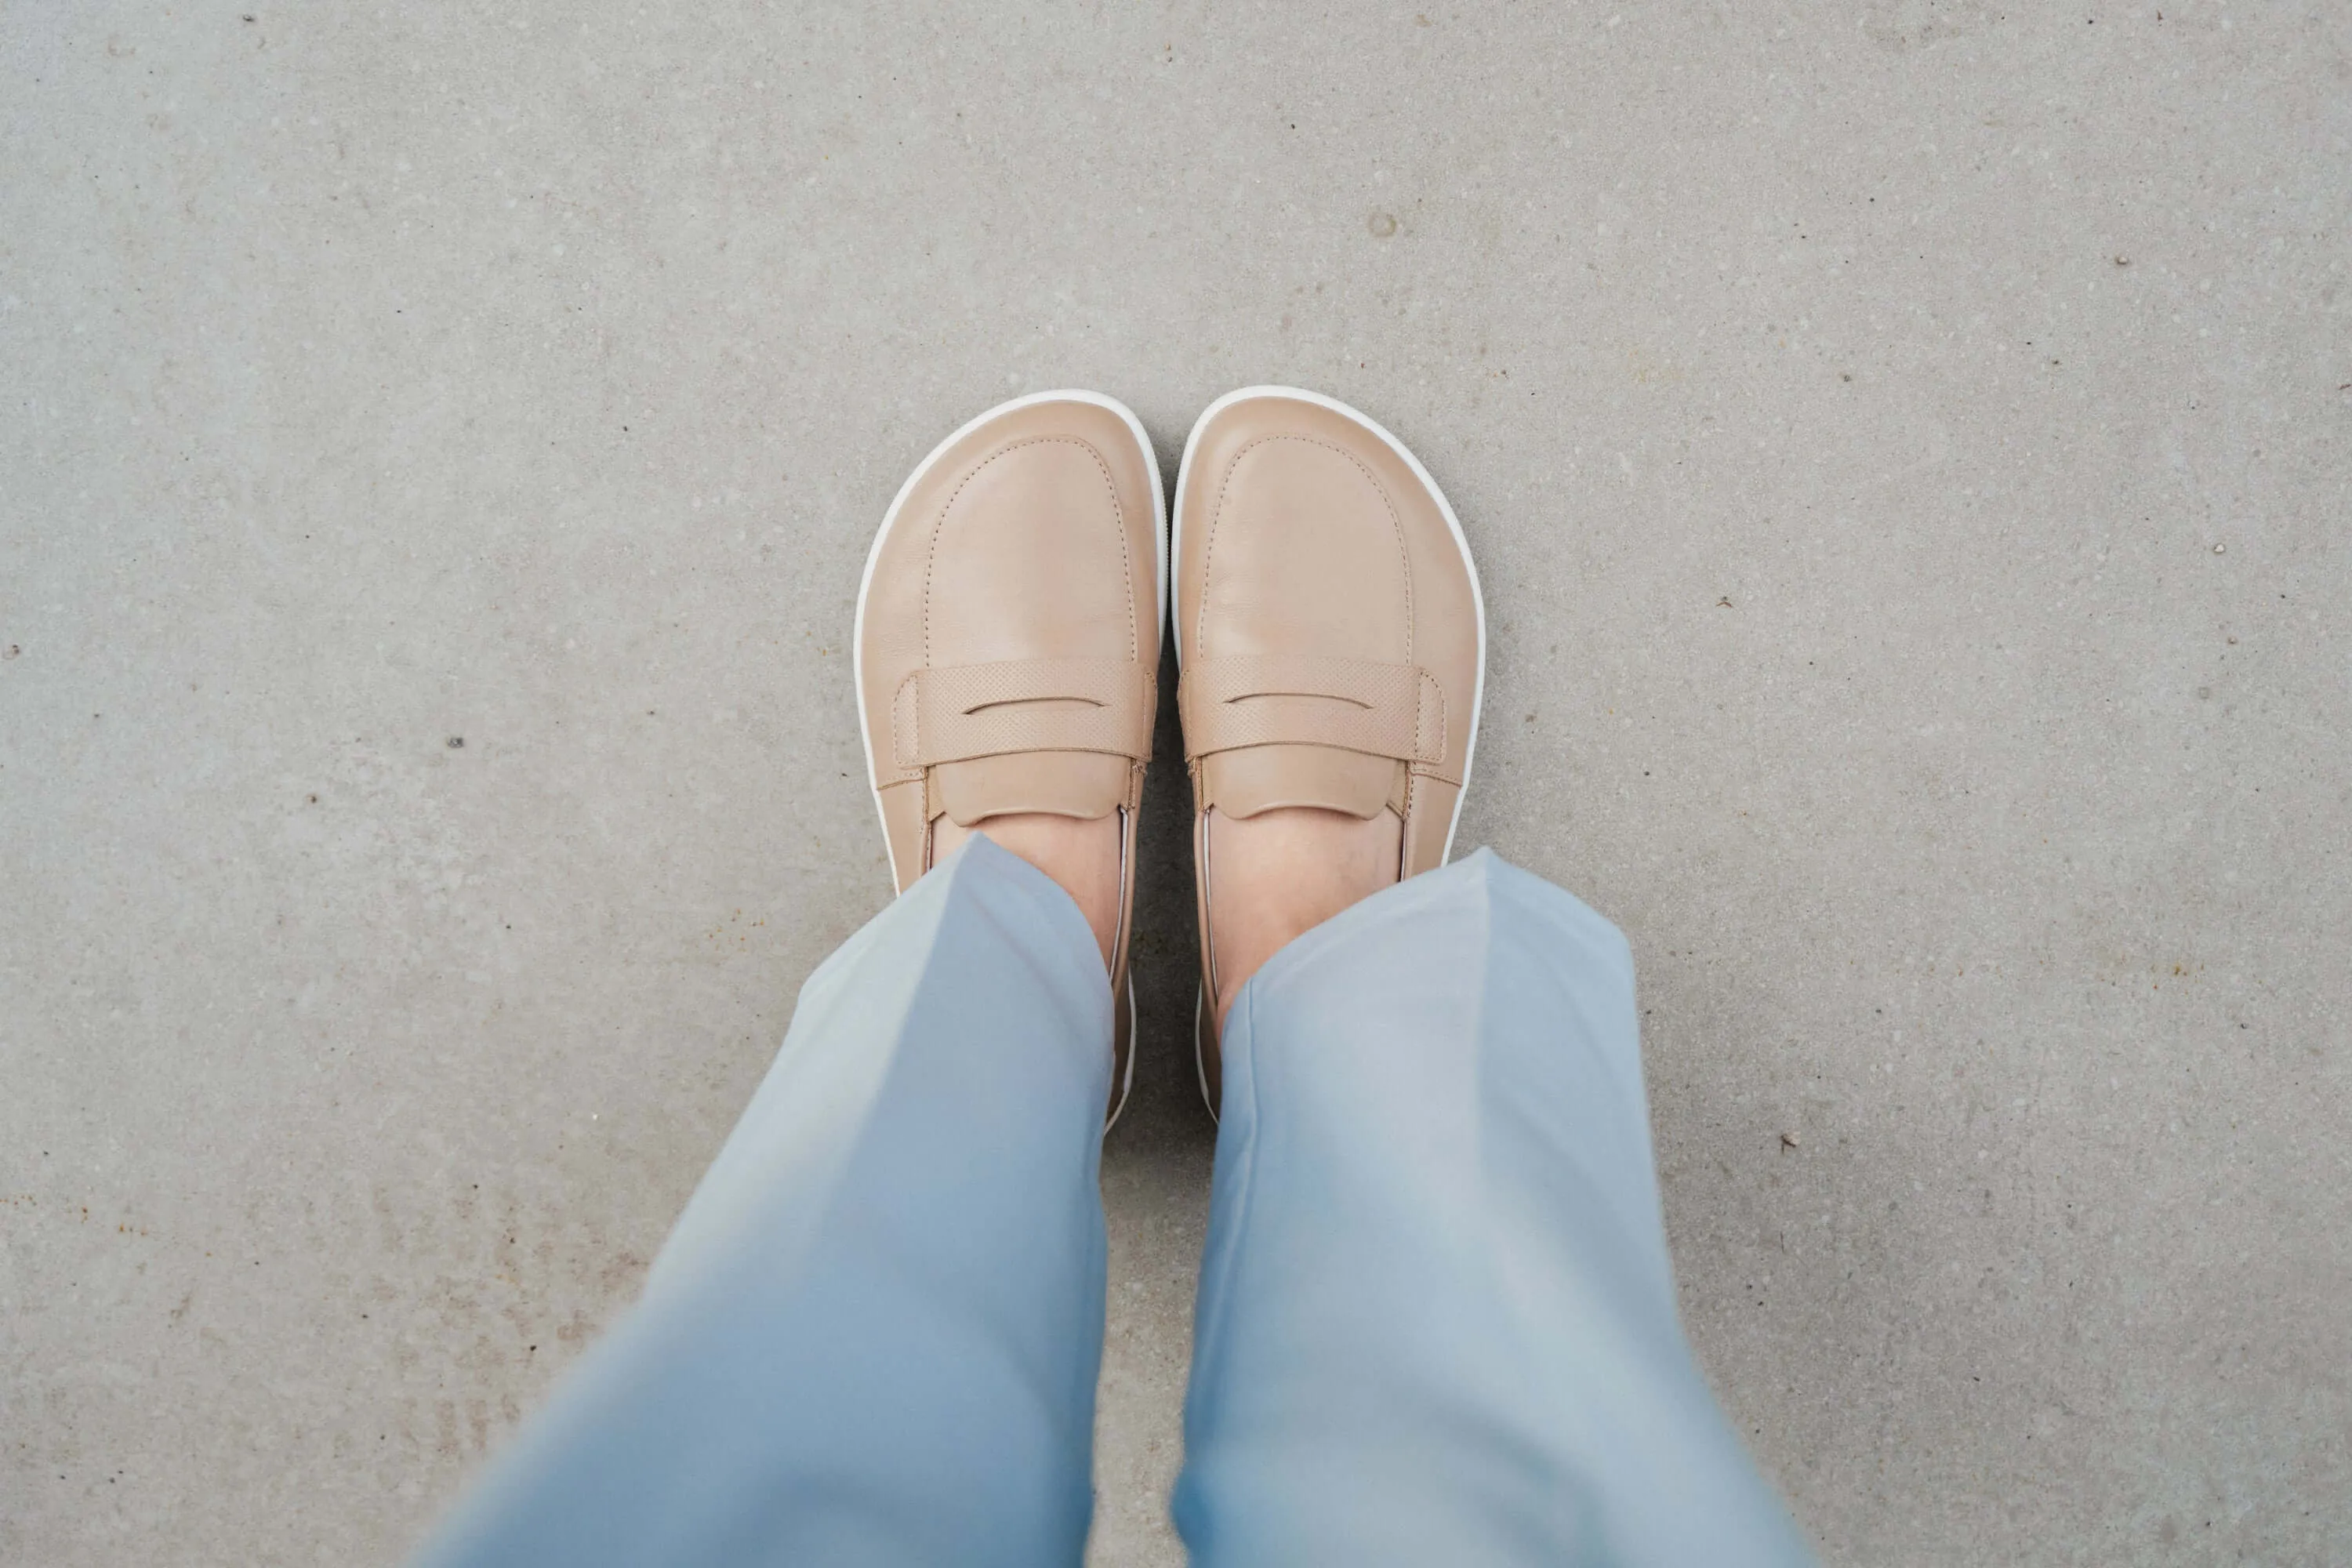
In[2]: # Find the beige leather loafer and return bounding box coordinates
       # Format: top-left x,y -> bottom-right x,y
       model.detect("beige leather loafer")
1174,387 -> 1485,1115
855,390 -> 1164,1127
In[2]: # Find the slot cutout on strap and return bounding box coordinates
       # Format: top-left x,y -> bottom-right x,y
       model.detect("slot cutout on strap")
892,656 -> 1155,769
1179,654 -> 1447,769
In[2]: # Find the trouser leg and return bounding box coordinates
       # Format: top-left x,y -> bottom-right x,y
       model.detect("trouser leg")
1174,849 -> 1813,1566
417,837 -> 1112,1568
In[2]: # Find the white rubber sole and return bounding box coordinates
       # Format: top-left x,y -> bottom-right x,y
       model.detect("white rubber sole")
1173,386 -> 1488,1123
1193,985 -> 1215,1123
1103,980 -> 1140,1136
1169,384 -> 1486,863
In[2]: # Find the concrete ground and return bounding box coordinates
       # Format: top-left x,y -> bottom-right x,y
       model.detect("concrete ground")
4,2 -> 2347,1563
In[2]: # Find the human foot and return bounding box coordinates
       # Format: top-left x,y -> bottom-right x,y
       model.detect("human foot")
855,390 -> 1164,1125
1174,387 -> 1485,1114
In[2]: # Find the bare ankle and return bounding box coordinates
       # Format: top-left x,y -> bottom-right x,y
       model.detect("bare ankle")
1206,807 -> 1400,1028
932,813 -> 1122,971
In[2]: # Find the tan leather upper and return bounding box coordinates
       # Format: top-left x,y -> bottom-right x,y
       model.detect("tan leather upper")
857,394 -> 1161,1113
1176,391 -> 1480,864
861,395 -> 1161,883
1174,390 -> 1483,1105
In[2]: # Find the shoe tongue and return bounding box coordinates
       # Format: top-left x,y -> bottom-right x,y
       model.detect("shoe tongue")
1201,745 -> 1396,820
935,752 -> 1128,826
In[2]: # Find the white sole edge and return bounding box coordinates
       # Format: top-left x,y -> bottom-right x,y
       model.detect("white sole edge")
1192,985 -> 1218,1127
1103,979 -> 1142,1135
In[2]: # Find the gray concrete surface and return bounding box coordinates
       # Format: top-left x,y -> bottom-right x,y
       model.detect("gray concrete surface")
4,2 -> 2347,1563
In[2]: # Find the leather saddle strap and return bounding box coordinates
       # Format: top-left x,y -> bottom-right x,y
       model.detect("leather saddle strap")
892,657 -> 1156,769
1179,654 -> 1448,771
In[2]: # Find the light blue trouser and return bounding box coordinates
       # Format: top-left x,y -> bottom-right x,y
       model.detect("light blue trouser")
417,837 -> 1813,1566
